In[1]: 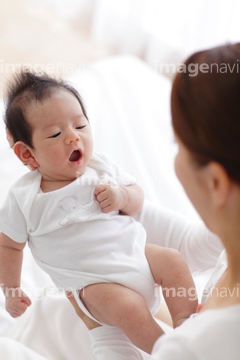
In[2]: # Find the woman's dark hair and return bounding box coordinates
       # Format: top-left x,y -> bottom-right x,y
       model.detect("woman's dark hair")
4,70 -> 88,148
171,43 -> 240,183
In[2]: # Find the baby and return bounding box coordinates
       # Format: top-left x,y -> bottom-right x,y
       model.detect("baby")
0,71 -> 197,354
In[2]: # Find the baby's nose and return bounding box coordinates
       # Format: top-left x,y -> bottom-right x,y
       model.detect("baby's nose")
69,136 -> 79,143
66,130 -> 80,144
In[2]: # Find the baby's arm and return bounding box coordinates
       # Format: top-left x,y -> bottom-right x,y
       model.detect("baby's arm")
0,233 -> 31,317
94,184 -> 144,215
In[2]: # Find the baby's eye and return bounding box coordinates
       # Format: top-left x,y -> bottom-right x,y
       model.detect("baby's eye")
49,132 -> 61,138
76,125 -> 86,130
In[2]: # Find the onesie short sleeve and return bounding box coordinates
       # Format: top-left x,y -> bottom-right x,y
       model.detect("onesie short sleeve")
110,160 -> 136,186
103,154 -> 136,187
88,152 -> 136,187
0,189 -> 28,243
0,170 -> 41,244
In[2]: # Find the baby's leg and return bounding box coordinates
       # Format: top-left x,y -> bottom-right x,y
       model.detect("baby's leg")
145,244 -> 198,328
80,283 -> 164,354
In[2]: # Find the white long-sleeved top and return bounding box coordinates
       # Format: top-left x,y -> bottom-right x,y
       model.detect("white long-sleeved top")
135,200 -> 223,272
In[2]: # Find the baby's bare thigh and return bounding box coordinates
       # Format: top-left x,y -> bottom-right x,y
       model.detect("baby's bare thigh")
80,283 -> 148,326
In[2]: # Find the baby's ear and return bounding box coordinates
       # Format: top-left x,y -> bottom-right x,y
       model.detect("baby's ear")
6,129 -> 14,148
14,141 -> 39,171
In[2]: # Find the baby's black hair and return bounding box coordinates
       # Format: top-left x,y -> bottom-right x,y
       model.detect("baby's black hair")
4,70 -> 88,148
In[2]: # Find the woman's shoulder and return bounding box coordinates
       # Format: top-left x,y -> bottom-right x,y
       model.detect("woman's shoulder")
152,305 -> 240,359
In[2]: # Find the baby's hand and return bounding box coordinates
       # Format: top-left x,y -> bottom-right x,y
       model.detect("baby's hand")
94,184 -> 128,213
5,288 -> 31,318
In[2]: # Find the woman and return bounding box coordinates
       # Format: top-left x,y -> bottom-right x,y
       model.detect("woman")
71,43 -> 240,359
152,42 -> 240,359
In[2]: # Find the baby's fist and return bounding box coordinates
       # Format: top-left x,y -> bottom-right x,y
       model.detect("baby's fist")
94,184 -> 127,213
5,288 -> 31,318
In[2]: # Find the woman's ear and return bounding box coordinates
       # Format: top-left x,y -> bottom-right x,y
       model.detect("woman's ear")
207,162 -> 232,206
14,141 -> 39,171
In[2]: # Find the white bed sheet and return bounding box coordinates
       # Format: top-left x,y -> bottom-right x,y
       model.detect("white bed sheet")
0,55 -> 204,359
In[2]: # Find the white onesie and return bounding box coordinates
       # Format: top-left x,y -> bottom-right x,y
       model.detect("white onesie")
0,153 -> 160,323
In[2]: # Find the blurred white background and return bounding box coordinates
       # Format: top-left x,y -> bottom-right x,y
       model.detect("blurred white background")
0,0 -> 239,97
1,0 -> 239,210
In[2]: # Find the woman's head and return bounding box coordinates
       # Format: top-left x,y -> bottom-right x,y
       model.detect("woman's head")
171,43 -> 240,184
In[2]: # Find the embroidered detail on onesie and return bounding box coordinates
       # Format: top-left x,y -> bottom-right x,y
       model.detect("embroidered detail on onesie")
57,191 -> 101,226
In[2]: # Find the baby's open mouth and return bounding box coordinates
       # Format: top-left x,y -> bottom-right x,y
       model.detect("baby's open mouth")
69,149 -> 81,162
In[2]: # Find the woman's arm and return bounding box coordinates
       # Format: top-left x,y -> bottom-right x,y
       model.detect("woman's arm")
134,200 -> 223,271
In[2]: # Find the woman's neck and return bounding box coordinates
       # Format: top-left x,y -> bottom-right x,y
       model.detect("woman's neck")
202,242 -> 240,312
225,246 -> 240,285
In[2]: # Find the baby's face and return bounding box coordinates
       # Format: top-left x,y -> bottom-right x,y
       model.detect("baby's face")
27,89 -> 93,182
